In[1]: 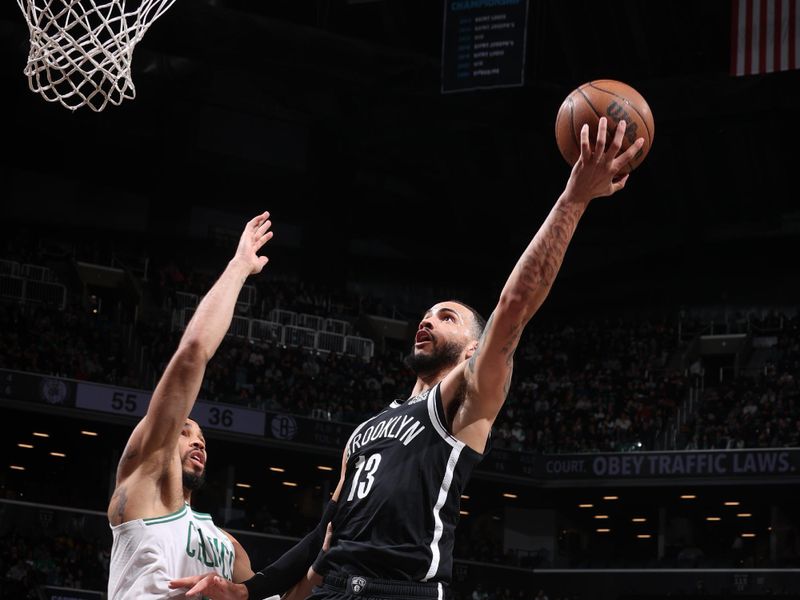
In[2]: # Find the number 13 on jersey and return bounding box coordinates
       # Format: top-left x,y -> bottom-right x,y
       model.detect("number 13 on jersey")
347,453 -> 382,501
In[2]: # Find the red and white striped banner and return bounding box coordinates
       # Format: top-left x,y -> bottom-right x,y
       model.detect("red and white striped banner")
731,0 -> 800,75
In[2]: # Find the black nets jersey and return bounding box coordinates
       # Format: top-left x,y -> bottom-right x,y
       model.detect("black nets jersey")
316,382 -> 484,583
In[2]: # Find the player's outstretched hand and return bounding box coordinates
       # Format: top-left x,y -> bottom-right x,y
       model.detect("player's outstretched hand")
566,117 -> 645,203
233,211 -> 274,276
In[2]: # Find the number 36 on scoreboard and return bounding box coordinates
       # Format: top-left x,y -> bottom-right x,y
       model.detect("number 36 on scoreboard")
75,382 -> 265,435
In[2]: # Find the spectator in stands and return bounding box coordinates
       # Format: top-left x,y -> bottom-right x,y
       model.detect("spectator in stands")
471,583 -> 489,600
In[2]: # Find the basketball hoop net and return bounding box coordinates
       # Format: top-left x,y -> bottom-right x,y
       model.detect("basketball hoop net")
16,0 -> 178,112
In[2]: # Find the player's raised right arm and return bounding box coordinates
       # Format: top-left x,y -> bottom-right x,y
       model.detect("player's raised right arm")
444,120 -> 644,453
120,212 -> 273,473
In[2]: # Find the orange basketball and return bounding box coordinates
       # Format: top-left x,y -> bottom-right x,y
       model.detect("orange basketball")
555,79 -> 654,174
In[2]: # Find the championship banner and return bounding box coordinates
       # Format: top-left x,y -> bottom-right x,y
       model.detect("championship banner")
441,0 -> 529,93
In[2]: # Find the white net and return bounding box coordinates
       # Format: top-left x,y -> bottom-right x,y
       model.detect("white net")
16,0 -> 178,112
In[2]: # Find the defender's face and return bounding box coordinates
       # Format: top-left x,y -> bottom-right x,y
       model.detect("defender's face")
413,302 -> 476,359
178,419 -> 206,477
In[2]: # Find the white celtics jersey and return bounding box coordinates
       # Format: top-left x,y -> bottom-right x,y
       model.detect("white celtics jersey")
108,503 -> 235,600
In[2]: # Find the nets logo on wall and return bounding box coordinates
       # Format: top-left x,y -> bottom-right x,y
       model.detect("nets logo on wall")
40,378 -> 68,405
271,415 -> 299,441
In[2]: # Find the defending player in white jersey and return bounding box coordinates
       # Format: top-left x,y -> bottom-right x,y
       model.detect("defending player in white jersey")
107,211 -> 274,599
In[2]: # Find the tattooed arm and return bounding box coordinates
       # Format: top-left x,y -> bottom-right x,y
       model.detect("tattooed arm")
443,118 -> 645,453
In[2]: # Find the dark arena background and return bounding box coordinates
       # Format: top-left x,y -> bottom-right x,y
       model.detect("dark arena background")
1,1 -> 800,599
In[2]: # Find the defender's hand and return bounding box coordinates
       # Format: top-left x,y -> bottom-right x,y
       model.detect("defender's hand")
233,211 -> 273,276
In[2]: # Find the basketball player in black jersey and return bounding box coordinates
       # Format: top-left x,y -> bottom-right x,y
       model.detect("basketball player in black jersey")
172,120 -> 643,600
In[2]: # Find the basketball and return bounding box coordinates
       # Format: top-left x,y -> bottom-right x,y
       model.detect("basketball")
555,79 -> 655,174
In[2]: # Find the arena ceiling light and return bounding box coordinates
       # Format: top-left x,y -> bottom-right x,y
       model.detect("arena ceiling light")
502,493 -> 518,499
269,467 -> 285,473
594,515 -> 609,519
596,528 -> 611,533
17,443 -> 33,449
282,481 -> 298,487
737,513 -> 753,518
578,503 -> 593,508
460,510 -> 469,516
632,517 -> 647,522
10,465 -> 25,471
81,430 -> 98,437
636,534 -> 652,539
461,495 -> 470,500
32,432 -> 49,438
317,465 -> 334,471
724,501 -> 740,506
680,494 -> 696,499
741,533 -> 756,538
603,495 -> 619,500
50,452 -> 66,458
706,517 -> 721,521
235,483 -> 252,488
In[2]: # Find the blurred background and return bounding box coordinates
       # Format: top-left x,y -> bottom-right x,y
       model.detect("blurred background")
1,1 -> 799,599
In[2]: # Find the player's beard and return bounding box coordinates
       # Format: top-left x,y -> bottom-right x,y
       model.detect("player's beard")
182,468 -> 206,491
404,338 -> 464,376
